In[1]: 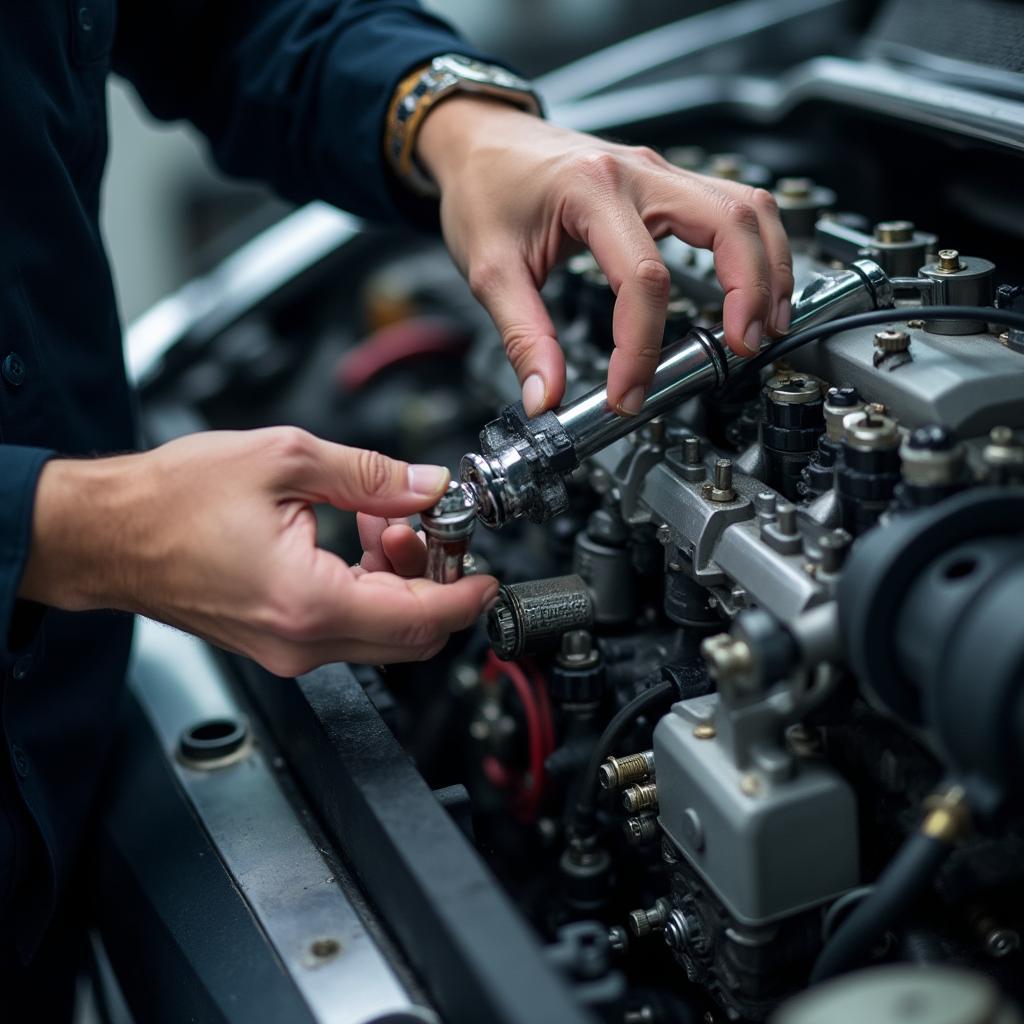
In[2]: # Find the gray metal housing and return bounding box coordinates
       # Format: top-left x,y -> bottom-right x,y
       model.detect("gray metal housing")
654,696 -> 859,925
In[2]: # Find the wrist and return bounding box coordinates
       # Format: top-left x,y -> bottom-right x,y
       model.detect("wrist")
19,454 -> 151,612
417,95 -> 536,194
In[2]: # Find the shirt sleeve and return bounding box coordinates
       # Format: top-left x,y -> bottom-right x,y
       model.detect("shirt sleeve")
0,446 -> 53,667
112,0 -> 492,226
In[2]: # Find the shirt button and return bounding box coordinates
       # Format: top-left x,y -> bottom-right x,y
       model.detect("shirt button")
12,656 -> 31,681
78,5 -> 94,32
1,352 -> 25,387
11,745 -> 29,780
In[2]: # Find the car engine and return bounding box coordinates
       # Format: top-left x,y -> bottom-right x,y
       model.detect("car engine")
106,2 -> 1024,1023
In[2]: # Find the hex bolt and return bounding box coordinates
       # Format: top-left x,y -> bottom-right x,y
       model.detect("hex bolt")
703,457 -> 736,502
628,897 -> 671,937
874,220 -> 915,243
622,782 -> 659,813
624,815 -> 660,844
938,248 -> 962,273
775,501 -> 797,536
600,750 -> 656,790
656,523 -> 673,546
776,176 -> 812,199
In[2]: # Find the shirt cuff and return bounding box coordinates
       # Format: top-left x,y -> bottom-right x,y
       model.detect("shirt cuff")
0,447 -> 55,667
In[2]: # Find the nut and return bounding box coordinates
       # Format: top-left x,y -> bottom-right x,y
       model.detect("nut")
873,328 -> 911,353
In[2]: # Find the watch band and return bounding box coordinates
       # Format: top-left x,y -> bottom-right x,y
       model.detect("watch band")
385,54 -> 543,199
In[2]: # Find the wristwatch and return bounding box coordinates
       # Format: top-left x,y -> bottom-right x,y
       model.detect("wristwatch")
385,54 -> 543,198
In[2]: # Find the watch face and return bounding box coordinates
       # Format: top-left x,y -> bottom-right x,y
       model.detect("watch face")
433,54 -> 524,90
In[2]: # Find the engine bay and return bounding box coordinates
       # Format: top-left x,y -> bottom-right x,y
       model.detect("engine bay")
117,4 -> 1024,1022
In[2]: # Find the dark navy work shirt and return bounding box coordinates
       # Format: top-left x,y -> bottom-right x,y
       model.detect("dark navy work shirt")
0,0 -> 478,962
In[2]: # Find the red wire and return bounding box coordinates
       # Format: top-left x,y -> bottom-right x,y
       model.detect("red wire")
335,316 -> 470,392
524,658 -> 556,758
483,651 -> 546,819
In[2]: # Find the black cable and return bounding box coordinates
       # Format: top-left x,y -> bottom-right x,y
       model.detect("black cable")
570,678 -> 676,837
809,830 -> 954,984
729,305 -> 1024,385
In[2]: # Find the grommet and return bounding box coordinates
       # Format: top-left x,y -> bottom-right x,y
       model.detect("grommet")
178,717 -> 251,769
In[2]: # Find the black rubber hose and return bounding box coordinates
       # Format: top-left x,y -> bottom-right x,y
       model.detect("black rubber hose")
571,679 -> 676,837
729,305 -> 1024,387
809,831 -> 954,984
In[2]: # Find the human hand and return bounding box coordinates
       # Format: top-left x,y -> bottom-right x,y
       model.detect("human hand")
19,428 -> 497,676
417,97 -> 793,416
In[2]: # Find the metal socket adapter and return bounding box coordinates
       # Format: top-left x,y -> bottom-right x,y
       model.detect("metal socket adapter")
421,481 -> 478,584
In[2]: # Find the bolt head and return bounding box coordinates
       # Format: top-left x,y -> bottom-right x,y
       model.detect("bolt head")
740,773 -> 762,797
874,220 -> 915,243
937,248 -> 962,272
776,176 -> 813,199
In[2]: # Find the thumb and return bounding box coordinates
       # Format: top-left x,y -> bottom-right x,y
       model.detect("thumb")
470,256 -> 565,416
298,439 -> 451,517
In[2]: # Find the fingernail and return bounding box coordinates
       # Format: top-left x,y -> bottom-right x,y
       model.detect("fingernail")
743,321 -> 763,354
617,385 -> 647,416
408,464 -> 449,497
775,298 -> 791,334
522,374 -> 546,416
